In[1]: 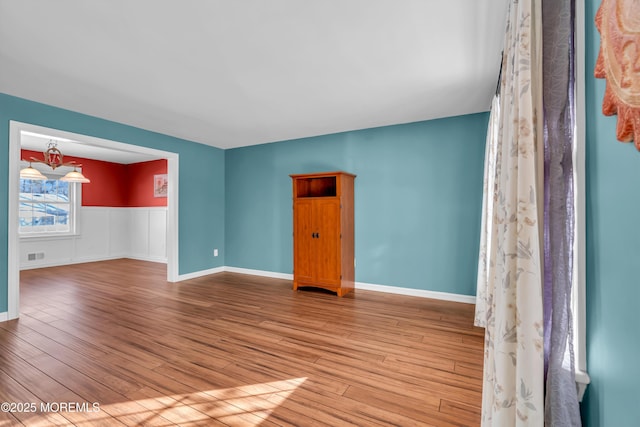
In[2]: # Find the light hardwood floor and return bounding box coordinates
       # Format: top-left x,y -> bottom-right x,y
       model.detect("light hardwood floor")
0,259 -> 484,426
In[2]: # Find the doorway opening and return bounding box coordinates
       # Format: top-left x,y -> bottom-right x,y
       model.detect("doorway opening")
8,121 -> 179,320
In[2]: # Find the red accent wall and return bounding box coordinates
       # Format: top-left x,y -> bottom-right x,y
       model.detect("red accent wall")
21,150 -> 167,207
126,160 -> 168,207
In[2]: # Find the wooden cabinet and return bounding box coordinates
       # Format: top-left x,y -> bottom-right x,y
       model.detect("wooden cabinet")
291,171 -> 355,296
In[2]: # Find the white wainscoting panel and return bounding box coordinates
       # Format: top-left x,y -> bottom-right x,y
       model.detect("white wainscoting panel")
108,208 -> 130,257
75,208 -> 111,263
148,209 -> 167,261
20,236 -> 75,268
20,207 -> 167,270
129,209 -> 150,259
129,207 -> 167,263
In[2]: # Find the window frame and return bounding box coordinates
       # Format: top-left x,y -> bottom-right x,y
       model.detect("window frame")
573,0 -> 590,400
18,161 -> 82,239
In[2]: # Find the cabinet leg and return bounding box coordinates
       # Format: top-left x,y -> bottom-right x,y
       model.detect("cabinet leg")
336,288 -> 353,297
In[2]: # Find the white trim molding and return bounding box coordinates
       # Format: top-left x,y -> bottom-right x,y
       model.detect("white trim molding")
8,120 -> 179,320
0,312 -> 8,322
224,267 -> 293,281
8,122 -> 21,320
177,266 -> 225,282
215,267 -> 476,304
576,370 -> 590,402
573,0 -> 590,401
20,255 -> 125,271
355,281 -> 476,304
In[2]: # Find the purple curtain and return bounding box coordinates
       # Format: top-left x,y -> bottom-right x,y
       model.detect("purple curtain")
542,0 -> 581,425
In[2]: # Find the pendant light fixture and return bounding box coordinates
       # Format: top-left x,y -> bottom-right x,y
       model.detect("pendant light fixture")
59,167 -> 90,183
20,140 -> 91,183
19,163 -> 47,181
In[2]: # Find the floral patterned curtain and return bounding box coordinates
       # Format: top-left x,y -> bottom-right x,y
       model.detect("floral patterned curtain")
474,0 -> 545,425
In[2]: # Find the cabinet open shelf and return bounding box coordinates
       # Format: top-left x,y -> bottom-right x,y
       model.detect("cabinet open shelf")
294,176 -> 337,198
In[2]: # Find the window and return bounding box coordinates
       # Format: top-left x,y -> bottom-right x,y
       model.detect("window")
19,163 -> 80,237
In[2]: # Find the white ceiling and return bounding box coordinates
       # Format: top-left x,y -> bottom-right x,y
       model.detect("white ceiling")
0,0 -> 508,159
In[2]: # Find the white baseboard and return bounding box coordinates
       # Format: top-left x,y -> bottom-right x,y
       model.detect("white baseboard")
177,266 -> 225,281
18,258 -> 477,305
5,264 -> 475,324
126,255 -> 168,264
20,255 -> 167,271
224,267 -> 294,280
218,266 -> 475,304
355,281 -> 476,304
20,254 -> 126,270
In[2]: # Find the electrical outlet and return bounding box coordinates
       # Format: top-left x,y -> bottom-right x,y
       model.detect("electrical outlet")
214,249 -> 219,257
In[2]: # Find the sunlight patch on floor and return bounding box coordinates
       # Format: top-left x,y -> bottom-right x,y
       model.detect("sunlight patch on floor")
12,377 -> 308,426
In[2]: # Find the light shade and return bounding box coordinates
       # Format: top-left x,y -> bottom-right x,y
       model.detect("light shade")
20,165 -> 47,180
24,140 -> 91,182
60,169 -> 91,183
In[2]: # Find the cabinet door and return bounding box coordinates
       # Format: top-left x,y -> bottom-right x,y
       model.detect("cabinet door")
314,199 -> 341,287
293,199 -> 314,283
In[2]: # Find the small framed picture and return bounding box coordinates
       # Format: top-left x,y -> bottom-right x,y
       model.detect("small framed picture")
154,174 -> 168,197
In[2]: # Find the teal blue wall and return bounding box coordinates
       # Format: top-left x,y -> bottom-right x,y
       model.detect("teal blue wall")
4,3 -> 638,420
582,0 -> 640,425
1,93 -> 485,313
0,93 -> 226,313
225,114 -> 488,295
